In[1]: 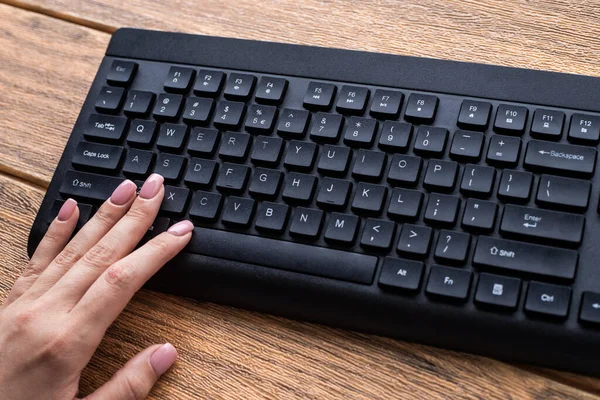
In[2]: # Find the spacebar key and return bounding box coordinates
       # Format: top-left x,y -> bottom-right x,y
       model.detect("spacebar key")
188,228 -> 378,284
60,170 -> 124,201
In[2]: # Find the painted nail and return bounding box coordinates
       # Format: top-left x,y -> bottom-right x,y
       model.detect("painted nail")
167,220 -> 194,236
139,174 -> 164,200
150,343 -> 178,376
110,180 -> 137,205
57,198 -> 77,221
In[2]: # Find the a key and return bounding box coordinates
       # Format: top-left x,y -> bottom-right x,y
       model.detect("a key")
164,66 -> 195,93
460,164 -> 495,197
324,213 -> 359,245
255,202 -> 289,233
95,86 -> 125,113
245,104 -> 277,133
127,120 -> 157,147
461,198 -> 497,232
215,163 -> 249,194
486,135 -> 521,166
219,132 -> 252,161
457,100 -> 491,130
344,117 -> 378,147
360,219 -> 396,250
107,60 -> 137,86
189,191 -> 222,222
497,170 -> 532,203
413,127 -> 448,157
351,183 -> 387,215
123,149 -> 154,177
223,73 -> 256,100
434,230 -> 470,264
493,104 -> 528,134
426,265 -> 472,301
370,89 -> 403,118
254,76 -> 287,105
404,94 -> 438,124
156,123 -> 188,151
182,97 -> 214,125
336,85 -> 369,114
524,140 -> 597,177
72,142 -> 123,172
160,186 -> 190,214
184,158 -> 217,188
282,172 -> 317,204
531,109 -> 564,140
525,282 -> 571,319
221,197 -> 256,227
154,154 -> 186,181
289,208 -> 323,239
378,258 -> 423,292
250,136 -> 284,166
378,121 -> 413,152
248,168 -> 283,199
423,160 -> 458,192
277,109 -> 310,137
303,82 -> 336,110
187,127 -> 220,156
153,93 -> 183,120
193,70 -> 225,97
213,101 -> 245,129
283,140 -> 317,171
424,193 -> 460,227
60,171 -> 124,202
450,130 -> 484,161
396,224 -> 432,257
352,150 -> 386,181
309,112 -> 343,142
316,178 -> 351,209
85,114 -> 128,142
536,174 -> 590,211
317,145 -> 351,176
387,188 -> 423,221
475,273 -> 521,310
123,90 -> 154,116
568,113 -> 600,144
387,155 -> 422,186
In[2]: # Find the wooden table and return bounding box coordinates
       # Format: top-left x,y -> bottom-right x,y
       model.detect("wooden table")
1,0 -> 600,398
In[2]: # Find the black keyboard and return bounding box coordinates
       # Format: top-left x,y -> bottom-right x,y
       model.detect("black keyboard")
28,28 -> 600,377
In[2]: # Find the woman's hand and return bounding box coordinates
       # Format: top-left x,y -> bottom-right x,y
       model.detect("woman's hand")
0,173 -> 194,399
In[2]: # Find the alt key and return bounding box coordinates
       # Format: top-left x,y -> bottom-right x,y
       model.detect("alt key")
580,292 -> 600,324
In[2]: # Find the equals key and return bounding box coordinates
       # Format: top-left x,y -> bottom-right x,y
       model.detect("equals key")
535,174 -> 590,212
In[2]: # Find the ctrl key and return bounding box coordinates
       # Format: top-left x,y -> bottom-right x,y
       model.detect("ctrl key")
378,258 -> 423,292
425,265 -> 472,302
524,282 -> 571,319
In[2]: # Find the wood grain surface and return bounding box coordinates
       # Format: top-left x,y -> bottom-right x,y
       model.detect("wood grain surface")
1,0 -> 600,398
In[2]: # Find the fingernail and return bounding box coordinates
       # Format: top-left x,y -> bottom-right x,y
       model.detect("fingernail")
150,343 -> 178,376
167,220 -> 194,236
57,198 -> 77,221
139,174 -> 164,199
110,180 -> 137,205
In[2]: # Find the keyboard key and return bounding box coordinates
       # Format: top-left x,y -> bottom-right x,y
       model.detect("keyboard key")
222,197 -> 255,227
579,292 -> 600,324
397,224 -> 432,257
413,127 -> 448,157
245,104 -> 277,133
569,113 -> 600,144
525,282 -> 571,319
530,109 -> 564,140
142,217 -> 171,243
123,90 -> 154,116
426,266 -> 471,301
187,127 -> 219,156
360,219 -> 396,250
351,183 -> 387,215
154,154 -> 186,181
219,132 -> 252,161
486,135 -> 521,166
460,164 -> 495,197
497,170 -> 532,203
316,178 -> 351,209
184,158 -> 217,188
424,193 -> 460,227
85,114 -> 128,142
127,119 -> 157,147
255,202 -> 289,233
404,94 -> 438,124
216,163 -> 249,194
309,112 -> 343,142
189,191 -> 222,222
283,140 -> 317,171
500,205 -> 584,245
213,101 -> 245,129
277,109 -> 310,137
153,93 -> 183,120
457,100 -> 491,130
48,200 -> 93,230
473,236 -> 578,280
370,89 -> 403,118
461,198 -> 497,232
434,230 -> 470,264
352,150 -> 386,181
95,86 -> 125,113
474,273 -> 521,310
282,172 -> 316,204
387,188 -> 423,221
194,70 -> 224,97
324,213 -> 359,245
60,171 -> 124,201
536,174 -> 590,211
336,85 -> 369,114
378,258 -> 423,292
156,123 -> 188,151
182,97 -> 214,125
449,130 -> 484,161
160,186 -> 190,214
378,121 -> 413,152
224,73 -> 256,100
317,145 -> 351,176
387,155 -> 422,186
344,117 -> 378,147
423,160 -> 458,192
72,142 -> 123,172
107,60 -> 137,86
303,82 -> 336,110
250,135 -> 283,166
289,208 -> 323,239
493,104 -> 528,134
164,66 -> 195,93
123,149 -> 154,177
255,76 -> 287,105
248,168 -> 282,199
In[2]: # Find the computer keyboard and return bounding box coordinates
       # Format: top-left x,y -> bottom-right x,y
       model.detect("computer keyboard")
28,28 -> 600,376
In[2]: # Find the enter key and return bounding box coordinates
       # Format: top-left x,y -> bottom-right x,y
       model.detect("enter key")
500,205 -> 584,245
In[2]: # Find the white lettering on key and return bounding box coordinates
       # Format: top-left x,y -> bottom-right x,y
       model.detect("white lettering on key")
194,163 -> 202,172
265,208 -> 273,217
335,219 -> 345,228
362,189 -> 370,197
300,213 -> 308,223
292,179 -> 300,187
259,174 -> 267,182
167,128 -> 176,137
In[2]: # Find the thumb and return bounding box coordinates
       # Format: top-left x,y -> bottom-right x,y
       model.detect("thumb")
84,343 -> 178,400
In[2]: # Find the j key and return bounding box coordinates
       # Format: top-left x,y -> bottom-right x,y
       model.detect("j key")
123,90 -> 154,116
184,158 -> 217,187
344,117 -> 378,147
85,114 -> 128,142
474,236 -> 578,280
278,109 -> 310,137
310,112 -> 344,142
378,258 -> 423,292
48,200 -> 93,230
282,173 -> 316,204
245,104 -> 277,133
153,93 -> 183,120
579,292 -> 600,324
524,140 -> 596,177
396,224 -> 432,257
154,154 -> 186,181
249,168 -> 283,199
164,66 -> 195,93
157,123 -> 188,151
370,89 -> 403,118
525,282 -> 571,319
387,188 -> 423,221
424,193 -> 460,227
182,97 -> 214,125
303,82 -> 336,110
461,198 -> 497,232
324,213 -> 359,245
475,273 -> 521,310
360,219 -> 396,250
255,202 -> 289,233
336,85 -> 369,114
568,113 -> 600,144
317,145 -> 351,176
426,266 -> 472,301
378,121 -> 413,152
219,132 -> 251,161
289,208 -> 323,239
352,150 -> 386,181
194,70 -> 224,97
188,127 -> 219,157
449,130 -> 484,161
486,135 -> 521,166
457,100 -> 491,130
531,109 -> 564,140
423,160 -> 458,192
213,101 -> 245,129
142,217 -> 171,242
283,140 -> 317,171
250,135 -> 283,166
351,183 -> 387,215
316,178 -> 351,209
254,76 -> 287,105
387,155 -> 422,186
216,163 -> 249,194
189,191 -> 222,222
60,170 -> 124,201
127,119 -> 157,147
222,197 -> 256,227
434,230 -> 470,264
404,94 -> 438,124
497,170 -> 532,203
500,204 -> 584,245
161,186 -> 190,214
413,127 -> 448,157
536,174 -> 590,211
107,60 -> 137,86
123,149 -> 154,177
460,164 -> 495,197
494,104 -> 528,134
72,142 -> 123,172
95,86 -> 124,113
224,73 -> 256,101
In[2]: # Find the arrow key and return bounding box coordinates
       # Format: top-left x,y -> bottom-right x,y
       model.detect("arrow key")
360,218 -> 396,251
397,224 -> 432,258
580,292 -> 600,325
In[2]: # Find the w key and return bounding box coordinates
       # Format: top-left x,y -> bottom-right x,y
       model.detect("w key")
536,174 -> 590,212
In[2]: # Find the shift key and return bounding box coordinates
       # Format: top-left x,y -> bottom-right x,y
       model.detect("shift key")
60,170 -> 124,201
